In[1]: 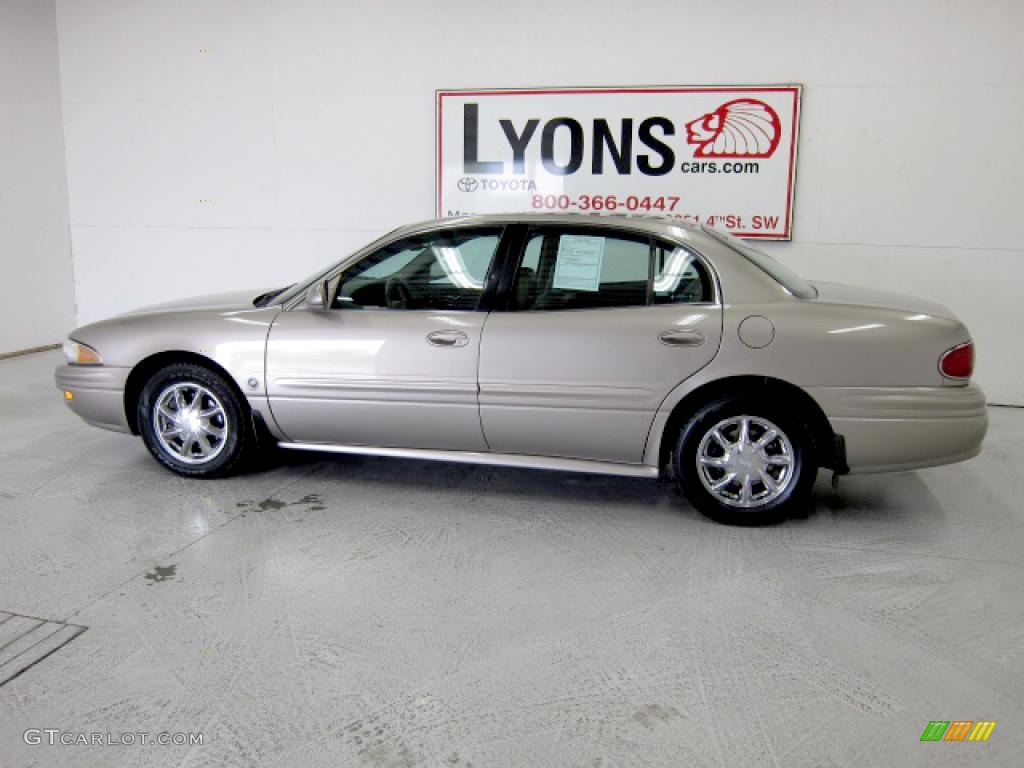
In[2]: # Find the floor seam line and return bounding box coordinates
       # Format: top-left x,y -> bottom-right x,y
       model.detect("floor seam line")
807,543 -> 1013,565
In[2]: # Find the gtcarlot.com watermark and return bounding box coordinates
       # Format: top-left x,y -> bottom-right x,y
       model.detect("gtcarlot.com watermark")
24,729 -> 203,746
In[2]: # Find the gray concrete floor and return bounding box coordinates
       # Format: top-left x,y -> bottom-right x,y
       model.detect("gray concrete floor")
1,349 -> 1022,768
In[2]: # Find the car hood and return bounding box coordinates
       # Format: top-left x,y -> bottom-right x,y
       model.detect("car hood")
810,281 -> 955,320
117,289 -> 265,317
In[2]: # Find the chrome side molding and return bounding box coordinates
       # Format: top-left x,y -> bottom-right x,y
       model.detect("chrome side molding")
277,442 -> 659,478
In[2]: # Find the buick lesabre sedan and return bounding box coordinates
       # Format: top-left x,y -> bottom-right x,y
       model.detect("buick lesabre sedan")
56,214 -> 987,524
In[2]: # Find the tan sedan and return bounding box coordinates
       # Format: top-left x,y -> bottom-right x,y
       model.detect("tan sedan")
55,214 -> 987,524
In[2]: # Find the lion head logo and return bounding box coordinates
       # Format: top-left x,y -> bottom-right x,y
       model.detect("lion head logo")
685,99 -> 782,158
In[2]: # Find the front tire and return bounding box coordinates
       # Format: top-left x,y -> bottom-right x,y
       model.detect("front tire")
675,397 -> 817,525
138,363 -> 252,478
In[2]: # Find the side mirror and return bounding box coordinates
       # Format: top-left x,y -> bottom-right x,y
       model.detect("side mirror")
305,281 -> 329,310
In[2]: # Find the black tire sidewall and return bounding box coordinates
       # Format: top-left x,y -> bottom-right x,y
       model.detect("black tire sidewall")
675,397 -> 816,525
138,363 -> 249,478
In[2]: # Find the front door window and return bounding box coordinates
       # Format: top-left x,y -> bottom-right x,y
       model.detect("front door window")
333,228 -> 502,311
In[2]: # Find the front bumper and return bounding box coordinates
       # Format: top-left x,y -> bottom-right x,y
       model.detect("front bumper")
54,364 -> 132,433
808,383 -> 988,474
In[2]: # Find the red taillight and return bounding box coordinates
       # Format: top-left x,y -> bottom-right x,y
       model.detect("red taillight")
940,341 -> 974,379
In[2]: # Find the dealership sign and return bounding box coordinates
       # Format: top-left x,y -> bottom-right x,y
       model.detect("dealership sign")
437,86 -> 801,239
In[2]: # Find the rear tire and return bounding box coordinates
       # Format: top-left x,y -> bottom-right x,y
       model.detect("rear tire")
138,363 -> 252,478
674,396 -> 816,525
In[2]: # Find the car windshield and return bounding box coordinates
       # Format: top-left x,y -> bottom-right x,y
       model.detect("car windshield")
702,226 -> 817,300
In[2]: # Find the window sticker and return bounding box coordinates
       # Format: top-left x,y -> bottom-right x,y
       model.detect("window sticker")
552,235 -> 606,292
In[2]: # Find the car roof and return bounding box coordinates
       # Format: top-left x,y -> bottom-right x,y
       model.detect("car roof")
386,213 -> 706,243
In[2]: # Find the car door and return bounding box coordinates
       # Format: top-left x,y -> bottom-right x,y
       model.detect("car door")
266,226 -> 504,451
478,225 -> 723,464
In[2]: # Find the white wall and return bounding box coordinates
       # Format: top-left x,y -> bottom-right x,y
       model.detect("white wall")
55,0 -> 1024,403
0,0 -> 74,353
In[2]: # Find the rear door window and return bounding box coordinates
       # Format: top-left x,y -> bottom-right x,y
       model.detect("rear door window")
509,228 -> 714,310
510,229 -> 651,311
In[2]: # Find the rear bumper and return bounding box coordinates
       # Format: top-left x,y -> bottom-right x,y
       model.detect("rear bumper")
808,383 -> 988,474
54,364 -> 132,433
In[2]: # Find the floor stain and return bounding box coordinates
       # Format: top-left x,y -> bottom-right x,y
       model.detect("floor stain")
632,703 -> 682,729
144,564 -> 177,585
236,494 -> 325,515
296,493 -> 326,511
358,741 -> 420,768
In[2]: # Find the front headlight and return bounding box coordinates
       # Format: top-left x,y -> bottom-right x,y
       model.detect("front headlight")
62,339 -> 103,365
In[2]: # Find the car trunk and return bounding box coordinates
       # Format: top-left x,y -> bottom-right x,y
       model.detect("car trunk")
809,281 -> 956,320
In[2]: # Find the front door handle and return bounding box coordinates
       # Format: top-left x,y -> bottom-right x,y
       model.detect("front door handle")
427,330 -> 470,348
659,330 -> 706,347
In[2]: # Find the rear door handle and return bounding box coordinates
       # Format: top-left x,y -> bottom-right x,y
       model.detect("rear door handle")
427,330 -> 470,348
658,330 -> 706,347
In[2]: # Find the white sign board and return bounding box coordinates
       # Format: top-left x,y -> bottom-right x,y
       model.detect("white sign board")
437,86 -> 801,240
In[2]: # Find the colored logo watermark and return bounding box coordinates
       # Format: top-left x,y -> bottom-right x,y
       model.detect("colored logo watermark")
920,721 -> 996,742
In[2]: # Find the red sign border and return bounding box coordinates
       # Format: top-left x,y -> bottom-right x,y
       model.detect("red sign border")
436,85 -> 802,240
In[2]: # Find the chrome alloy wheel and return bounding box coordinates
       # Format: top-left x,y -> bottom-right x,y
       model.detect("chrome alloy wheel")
152,382 -> 229,465
695,415 -> 795,508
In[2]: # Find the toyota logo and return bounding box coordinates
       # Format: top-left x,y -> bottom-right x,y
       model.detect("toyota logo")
457,177 -> 479,192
